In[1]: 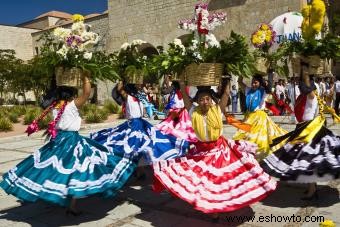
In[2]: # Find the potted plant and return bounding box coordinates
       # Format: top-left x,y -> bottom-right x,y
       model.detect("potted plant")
153,3 -> 255,86
282,0 -> 340,75
43,14 -> 119,86
114,40 -> 149,84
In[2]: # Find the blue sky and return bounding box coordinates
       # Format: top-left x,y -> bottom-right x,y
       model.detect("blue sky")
0,0 -> 107,26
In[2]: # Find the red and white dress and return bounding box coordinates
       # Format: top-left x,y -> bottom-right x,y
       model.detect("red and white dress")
156,90 -> 197,142
153,105 -> 277,213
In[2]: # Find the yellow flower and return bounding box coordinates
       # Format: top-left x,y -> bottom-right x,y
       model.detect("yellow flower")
261,24 -> 269,31
320,219 -> 336,227
72,14 -> 84,22
301,0 -> 325,40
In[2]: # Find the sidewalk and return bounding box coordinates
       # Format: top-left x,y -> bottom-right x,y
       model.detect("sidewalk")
0,118 -> 339,227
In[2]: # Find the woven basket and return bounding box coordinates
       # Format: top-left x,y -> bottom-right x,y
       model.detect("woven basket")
291,55 -> 301,74
255,57 -> 268,75
308,55 -> 323,75
185,63 -> 223,86
125,72 -> 143,84
171,71 -> 186,81
55,67 -> 83,88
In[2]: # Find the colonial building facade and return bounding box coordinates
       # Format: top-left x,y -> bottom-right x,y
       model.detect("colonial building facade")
0,0 -> 338,103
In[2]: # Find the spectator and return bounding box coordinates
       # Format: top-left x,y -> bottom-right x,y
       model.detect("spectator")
231,85 -> 238,113
319,77 -> 326,98
161,75 -> 172,107
325,78 -> 334,107
335,76 -> 340,115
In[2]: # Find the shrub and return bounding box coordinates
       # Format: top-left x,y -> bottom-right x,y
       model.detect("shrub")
84,107 -> 109,123
39,113 -> 53,129
24,108 -> 41,125
11,106 -> 27,116
85,111 -> 102,123
0,117 -> 13,132
103,100 -> 121,114
80,103 -> 97,117
8,112 -> 19,123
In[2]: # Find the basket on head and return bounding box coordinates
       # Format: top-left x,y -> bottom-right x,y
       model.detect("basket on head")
185,63 -> 223,86
255,57 -> 269,75
308,55 -> 324,75
125,72 -> 143,84
291,54 -> 301,74
55,66 -> 83,88
171,71 -> 186,81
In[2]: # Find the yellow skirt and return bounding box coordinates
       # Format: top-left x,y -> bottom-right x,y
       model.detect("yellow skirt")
233,110 -> 287,160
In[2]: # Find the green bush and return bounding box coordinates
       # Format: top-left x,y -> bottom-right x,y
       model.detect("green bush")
80,103 -> 97,116
38,113 -> 53,129
11,106 -> 27,116
8,112 -> 19,123
0,117 -> 13,132
84,108 -> 109,123
85,111 -> 103,123
24,108 -> 41,125
103,100 -> 121,114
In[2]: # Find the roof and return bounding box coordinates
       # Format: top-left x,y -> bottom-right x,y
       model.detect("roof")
35,11 -> 72,19
85,13 -> 101,19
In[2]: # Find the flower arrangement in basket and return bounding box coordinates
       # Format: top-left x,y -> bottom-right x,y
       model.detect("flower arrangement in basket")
153,2 -> 255,86
250,23 -> 289,76
282,0 -> 340,75
43,14 -> 119,86
113,40 -> 148,84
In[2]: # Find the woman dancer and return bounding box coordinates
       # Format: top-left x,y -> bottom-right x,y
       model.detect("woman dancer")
153,80 -> 276,221
91,81 -> 188,165
156,81 -> 197,142
233,74 -> 287,160
0,74 -> 136,214
261,63 -> 340,199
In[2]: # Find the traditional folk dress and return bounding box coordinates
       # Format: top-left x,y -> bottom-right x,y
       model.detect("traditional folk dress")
233,87 -> 287,160
153,105 -> 277,213
156,89 -> 197,142
0,101 -> 136,206
261,92 -> 340,182
90,94 -> 188,164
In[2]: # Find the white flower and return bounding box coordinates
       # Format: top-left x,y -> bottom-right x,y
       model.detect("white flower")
56,45 -> 68,58
53,27 -> 71,40
120,42 -> 130,50
173,38 -> 186,54
71,22 -> 86,35
131,39 -> 146,46
173,38 -> 182,46
83,52 -> 93,60
205,33 -> 220,48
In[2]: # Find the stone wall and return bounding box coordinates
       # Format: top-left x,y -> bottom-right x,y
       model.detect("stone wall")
0,25 -> 39,60
107,0 -> 304,52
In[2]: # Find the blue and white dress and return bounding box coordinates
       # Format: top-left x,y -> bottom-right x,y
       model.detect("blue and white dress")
90,95 -> 188,164
0,101 -> 137,206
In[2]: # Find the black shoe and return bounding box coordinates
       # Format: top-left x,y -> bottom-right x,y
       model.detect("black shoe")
66,209 -> 82,216
301,191 -> 318,201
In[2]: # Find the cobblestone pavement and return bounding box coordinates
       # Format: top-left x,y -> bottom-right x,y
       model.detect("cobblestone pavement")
0,116 -> 339,227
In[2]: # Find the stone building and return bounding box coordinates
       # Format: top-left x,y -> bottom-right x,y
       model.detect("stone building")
0,0 -> 339,103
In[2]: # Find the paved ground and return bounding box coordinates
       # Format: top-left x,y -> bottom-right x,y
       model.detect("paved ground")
0,116 -> 339,227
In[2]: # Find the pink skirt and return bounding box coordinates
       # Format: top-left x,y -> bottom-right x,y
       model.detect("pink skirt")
153,136 -> 277,213
156,108 -> 197,142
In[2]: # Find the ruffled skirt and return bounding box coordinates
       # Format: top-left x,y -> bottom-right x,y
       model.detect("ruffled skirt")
90,118 -> 188,164
0,131 -> 137,206
156,108 -> 197,142
153,136 -> 277,213
261,117 -> 340,183
233,110 -> 287,160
